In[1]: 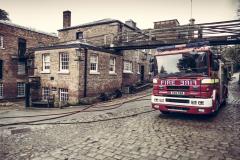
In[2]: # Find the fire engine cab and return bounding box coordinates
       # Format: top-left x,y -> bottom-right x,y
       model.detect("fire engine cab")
151,42 -> 229,115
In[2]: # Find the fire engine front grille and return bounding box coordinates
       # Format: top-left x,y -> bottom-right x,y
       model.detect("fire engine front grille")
165,95 -> 191,98
166,86 -> 189,90
166,106 -> 190,111
166,98 -> 189,104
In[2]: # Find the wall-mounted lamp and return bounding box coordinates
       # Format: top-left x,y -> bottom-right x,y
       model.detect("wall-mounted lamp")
75,48 -> 85,61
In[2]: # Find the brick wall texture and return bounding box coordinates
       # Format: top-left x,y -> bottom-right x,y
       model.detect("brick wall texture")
0,23 -> 58,100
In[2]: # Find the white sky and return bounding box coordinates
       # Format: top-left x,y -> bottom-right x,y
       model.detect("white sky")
0,0 -> 238,33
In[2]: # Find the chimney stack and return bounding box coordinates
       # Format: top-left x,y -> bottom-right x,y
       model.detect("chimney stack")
63,10 -> 71,28
189,18 -> 195,25
125,19 -> 137,29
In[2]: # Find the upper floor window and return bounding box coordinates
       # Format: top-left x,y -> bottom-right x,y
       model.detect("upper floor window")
17,82 -> 25,97
0,35 -> 3,49
109,57 -> 116,74
0,83 -> 3,98
123,61 -> 133,73
76,32 -> 83,40
59,52 -> 69,72
90,55 -> 99,74
0,60 -> 3,79
18,38 -> 26,57
18,62 -> 26,75
42,54 -> 50,73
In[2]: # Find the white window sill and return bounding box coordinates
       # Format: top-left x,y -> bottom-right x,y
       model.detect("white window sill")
40,70 -> 51,74
17,95 -> 25,98
109,72 -> 117,75
90,71 -> 100,75
58,70 -> 70,74
137,72 -> 140,74
0,47 -> 5,50
123,70 -> 133,74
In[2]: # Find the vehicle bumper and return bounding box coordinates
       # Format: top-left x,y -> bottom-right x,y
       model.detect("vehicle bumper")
151,95 -> 214,114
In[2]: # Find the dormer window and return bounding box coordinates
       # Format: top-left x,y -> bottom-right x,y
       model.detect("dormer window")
76,32 -> 83,40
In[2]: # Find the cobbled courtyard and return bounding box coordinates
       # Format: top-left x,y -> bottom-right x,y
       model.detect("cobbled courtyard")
0,80 -> 240,160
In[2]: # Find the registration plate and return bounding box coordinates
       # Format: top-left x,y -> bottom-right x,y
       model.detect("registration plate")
170,91 -> 185,95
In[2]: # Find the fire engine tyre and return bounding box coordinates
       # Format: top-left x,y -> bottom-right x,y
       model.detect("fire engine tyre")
212,99 -> 220,116
160,111 -> 170,114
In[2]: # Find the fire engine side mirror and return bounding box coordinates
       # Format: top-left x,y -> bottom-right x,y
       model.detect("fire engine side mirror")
212,60 -> 219,71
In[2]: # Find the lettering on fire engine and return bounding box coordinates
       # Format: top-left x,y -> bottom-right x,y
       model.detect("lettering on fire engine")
180,80 -> 197,86
160,80 -> 197,86
160,80 -> 175,85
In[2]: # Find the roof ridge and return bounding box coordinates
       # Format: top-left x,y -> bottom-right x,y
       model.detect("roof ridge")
0,20 -> 58,37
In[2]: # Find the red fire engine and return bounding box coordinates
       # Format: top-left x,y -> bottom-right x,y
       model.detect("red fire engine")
151,42 -> 229,114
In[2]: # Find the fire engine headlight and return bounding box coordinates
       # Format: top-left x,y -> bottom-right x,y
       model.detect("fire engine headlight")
153,78 -> 158,84
159,85 -> 164,90
198,101 -> 204,105
154,98 -> 164,102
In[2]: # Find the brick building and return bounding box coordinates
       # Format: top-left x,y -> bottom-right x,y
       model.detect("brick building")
0,20 -> 58,101
32,11 -> 152,105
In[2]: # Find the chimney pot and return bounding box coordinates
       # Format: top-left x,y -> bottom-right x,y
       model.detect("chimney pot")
63,10 -> 71,28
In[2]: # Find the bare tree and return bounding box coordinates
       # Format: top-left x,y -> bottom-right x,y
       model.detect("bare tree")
0,9 -> 10,21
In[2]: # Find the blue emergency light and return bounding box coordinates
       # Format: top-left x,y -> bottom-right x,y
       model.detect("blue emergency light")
156,41 -> 210,52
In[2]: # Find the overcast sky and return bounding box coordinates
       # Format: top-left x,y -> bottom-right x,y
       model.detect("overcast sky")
0,0 -> 238,33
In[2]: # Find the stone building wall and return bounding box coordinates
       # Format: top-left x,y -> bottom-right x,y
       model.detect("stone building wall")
58,22 -> 119,46
0,22 -> 58,100
34,47 -> 122,104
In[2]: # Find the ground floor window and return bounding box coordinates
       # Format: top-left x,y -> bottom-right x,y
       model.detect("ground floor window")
0,83 -> 3,98
17,82 -> 25,97
42,87 -> 51,100
123,61 -> 133,73
59,88 -> 69,102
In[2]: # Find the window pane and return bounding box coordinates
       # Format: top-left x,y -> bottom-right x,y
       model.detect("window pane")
90,55 -> 98,72
18,62 -> 26,75
59,88 -> 69,102
17,82 -> 25,97
60,52 -> 69,71
0,83 -> 3,98
42,87 -> 51,100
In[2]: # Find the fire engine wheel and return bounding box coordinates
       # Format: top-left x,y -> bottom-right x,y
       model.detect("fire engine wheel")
160,111 -> 170,114
216,99 -> 221,111
212,99 -> 220,116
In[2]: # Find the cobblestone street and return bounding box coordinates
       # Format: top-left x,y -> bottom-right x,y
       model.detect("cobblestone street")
0,79 -> 240,160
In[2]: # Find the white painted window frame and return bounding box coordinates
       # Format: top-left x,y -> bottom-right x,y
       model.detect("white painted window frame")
109,57 -> 116,74
59,52 -> 69,73
42,54 -> 50,73
17,61 -> 26,75
0,35 -> 4,49
17,82 -> 25,97
90,55 -> 99,74
42,87 -> 51,100
123,61 -> 133,73
59,88 -> 69,102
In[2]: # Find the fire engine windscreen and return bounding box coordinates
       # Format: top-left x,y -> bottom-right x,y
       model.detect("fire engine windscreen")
157,51 -> 208,77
